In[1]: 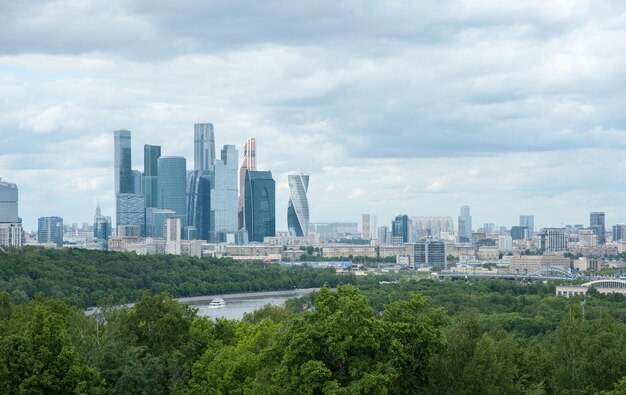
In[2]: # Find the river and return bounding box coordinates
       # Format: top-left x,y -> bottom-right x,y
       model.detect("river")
179,288 -> 317,320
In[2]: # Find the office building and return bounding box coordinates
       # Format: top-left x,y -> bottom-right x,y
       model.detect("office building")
0,178 -> 19,223
519,215 -> 534,236
0,223 -> 22,248
498,235 -> 513,252
510,254 -> 571,274
142,144 -> 161,208
114,130 -> 133,195
392,215 -> 409,244
414,239 -> 447,270
578,228 -> 597,247
613,224 -> 626,242
590,211 -> 606,244
157,156 -> 187,230
132,170 -> 142,196
362,214 -> 371,240
540,228 -> 568,252
238,137 -> 256,230
458,205 -> 472,242
409,217 -> 454,240
38,216 -> 63,247
145,208 -> 176,238
116,194 -> 145,235
194,123 -> 216,172
186,170 -> 211,241
287,171 -> 310,237
93,205 -> 112,249
165,217 -> 182,255
377,226 -> 390,245
211,145 -> 238,241
244,170 -> 276,242
511,226 -> 529,241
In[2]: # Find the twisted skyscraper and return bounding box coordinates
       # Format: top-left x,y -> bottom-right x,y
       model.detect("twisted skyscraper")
287,171 -> 310,237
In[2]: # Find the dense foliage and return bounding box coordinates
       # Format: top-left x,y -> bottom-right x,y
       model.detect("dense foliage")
0,248 -> 354,307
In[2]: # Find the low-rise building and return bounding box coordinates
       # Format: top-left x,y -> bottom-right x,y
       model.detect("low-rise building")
322,245 -> 377,258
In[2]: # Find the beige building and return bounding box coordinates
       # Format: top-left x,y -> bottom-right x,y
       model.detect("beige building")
379,244 -> 414,260
509,254 -> 570,274
322,245 -> 377,258
478,247 -> 500,261
556,279 -> 626,298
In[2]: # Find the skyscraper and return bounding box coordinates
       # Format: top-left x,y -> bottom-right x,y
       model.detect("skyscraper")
519,215 -> 534,236
458,205 -> 472,242
287,171 -> 310,237
540,228 -> 568,252
114,130 -> 133,195
93,205 -> 112,245
238,137 -> 256,230
0,178 -> 22,248
38,216 -> 63,247
158,157 -> 187,230
613,224 -> 626,242
362,214 -> 371,240
211,145 -> 238,241
142,144 -> 161,208
392,215 -> 409,244
590,211 -> 606,244
186,170 -> 211,241
194,123 -> 216,172
414,238 -> 447,270
244,170 -> 276,242
116,194 -> 145,235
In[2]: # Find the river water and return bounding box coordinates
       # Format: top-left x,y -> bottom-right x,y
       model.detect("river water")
180,288 -> 317,320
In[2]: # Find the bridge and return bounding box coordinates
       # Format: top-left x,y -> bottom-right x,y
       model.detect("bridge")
438,266 -> 581,281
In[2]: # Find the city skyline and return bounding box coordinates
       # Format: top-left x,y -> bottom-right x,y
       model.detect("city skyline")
3,2 -> 626,230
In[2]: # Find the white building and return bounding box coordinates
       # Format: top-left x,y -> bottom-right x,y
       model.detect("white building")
165,217 -> 182,255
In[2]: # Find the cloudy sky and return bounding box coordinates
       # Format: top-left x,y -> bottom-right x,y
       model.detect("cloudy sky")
2,0 -> 626,232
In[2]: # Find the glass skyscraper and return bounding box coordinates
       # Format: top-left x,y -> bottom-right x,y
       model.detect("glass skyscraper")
458,205 -> 472,242
244,170 -> 275,242
158,156 -> 187,230
38,216 -> 63,247
519,215 -> 534,236
116,193 -> 145,235
194,123 -> 216,172
114,130 -> 133,195
590,211 -> 606,244
142,144 -> 161,208
186,170 -> 212,241
0,178 -> 18,223
392,214 -> 409,244
211,145 -> 238,241
238,137 -> 256,230
287,171 -> 310,237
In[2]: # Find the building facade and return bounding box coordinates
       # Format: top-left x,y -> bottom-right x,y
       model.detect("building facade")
211,145 -> 238,241
142,144 -> 161,208
194,123 -> 216,172
590,211 -> 606,244
157,156 -> 187,230
116,193 -> 145,235
238,137 -> 256,231
362,214 -> 371,240
613,224 -> 626,242
186,170 -> 211,241
38,216 -> 64,247
413,239 -> 447,270
458,205 -> 472,242
114,130 -> 133,195
392,215 -> 409,244
287,171 -> 310,237
519,215 -> 534,236
540,228 -> 568,252
244,170 -> 276,242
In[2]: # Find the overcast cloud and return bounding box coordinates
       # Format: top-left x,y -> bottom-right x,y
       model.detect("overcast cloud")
2,0 -> 626,231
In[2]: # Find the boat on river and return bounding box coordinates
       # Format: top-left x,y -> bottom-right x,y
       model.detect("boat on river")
208,298 -> 226,308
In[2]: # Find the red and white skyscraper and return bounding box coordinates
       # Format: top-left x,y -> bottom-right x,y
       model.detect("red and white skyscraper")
238,137 -> 256,230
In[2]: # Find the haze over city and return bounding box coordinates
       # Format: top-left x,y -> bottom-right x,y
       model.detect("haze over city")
2,1 -> 626,231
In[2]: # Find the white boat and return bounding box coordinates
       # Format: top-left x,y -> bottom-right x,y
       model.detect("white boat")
208,298 -> 226,308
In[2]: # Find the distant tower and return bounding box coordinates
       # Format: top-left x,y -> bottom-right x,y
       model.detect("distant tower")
238,137 -> 257,230
362,214 -> 371,240
288,171 -> 310,237
519,215 -> 534,237
38,216 -> 64,247
244,170 -> 276,242
590,211 -> 606,244
0,178 -> 22,248
114,130 -> 133,195
194,123 -> 216,172
158,157 -> 187,229
142,144 -> 161,208
211,145 -> 238,242
458,205 -> 472,242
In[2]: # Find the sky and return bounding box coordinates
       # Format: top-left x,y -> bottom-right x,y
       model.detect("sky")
2,0 -> 626,232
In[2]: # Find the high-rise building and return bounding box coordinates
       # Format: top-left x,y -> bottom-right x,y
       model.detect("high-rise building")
362,214 -> 371,240
511,226 -> 529,241
392,215 -> 409,244
211,145 -> 238,242
370,215 -> 378,240
93,205 -> 112,247
244,170 -> 276,242
0,179 -> 21,248
458,205 -> 472,242
613,224 -> 626,242
186,170 -> 211,241
158,156 -> 187,230
165,217 -> 182,255
540,228 -> 567,252
377,226 -> 390,245
409,217 -> 455,240
114,130 -> 133,195
498,235 -> 513,252
132,170 -> 142,195
238,137 -> 256,230
590,211 -> 606,244
116,194 -> 145,235
38,216 -> 63,247
578,228 -> 598,247
287,171 -> 310,237
194,123 -> 216,172
519,215 -> 534,236
145,208 -> 176,238
142,144 -> 161,208
414,239 -> 447,270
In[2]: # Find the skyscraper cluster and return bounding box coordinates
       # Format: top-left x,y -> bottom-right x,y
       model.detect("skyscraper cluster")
113,124 -> 281,245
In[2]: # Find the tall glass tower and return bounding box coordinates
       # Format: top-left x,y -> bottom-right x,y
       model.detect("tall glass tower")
287,171 -> 310,237
519,215 -> 534,237
211,145 -> 238,241
0,178 -> 18,223
38,216 -> 64,247
142,144 -> 161,208
458,205 -> 472,242
238,137 -> 256,230
244,170 -> 275,242
590,211 -> 606,244
158,157 -> 187,229
114,130 -> 133,195
186,170 -> 211,241
194,123 -> 216,172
